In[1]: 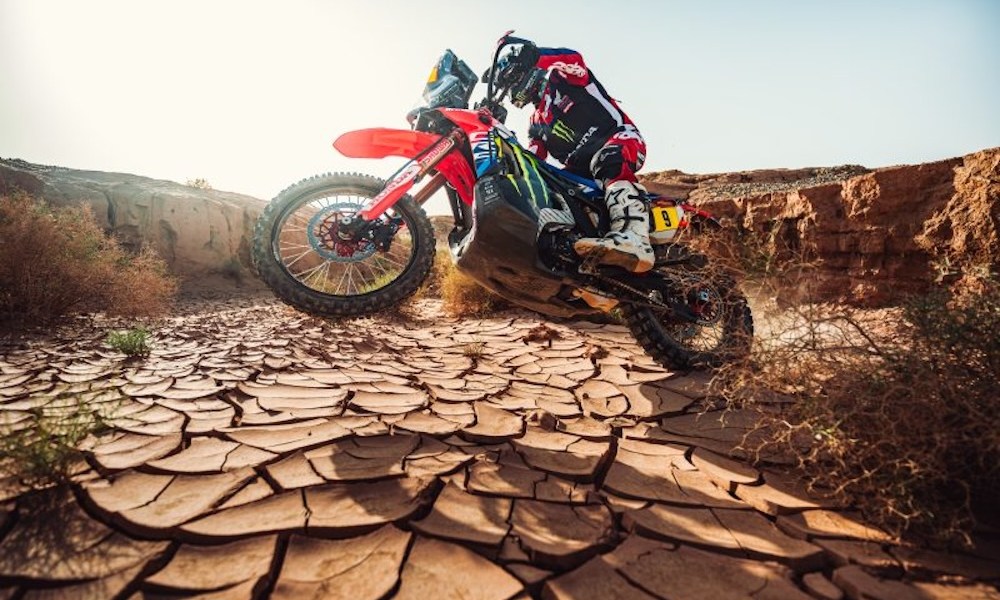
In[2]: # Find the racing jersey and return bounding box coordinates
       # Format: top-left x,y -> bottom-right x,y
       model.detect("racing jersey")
526,48 -> 638,170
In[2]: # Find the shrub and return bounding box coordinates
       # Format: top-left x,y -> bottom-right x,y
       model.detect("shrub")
0,397 -> 111,488
714,269 -> 1000,545
185,178 -> 213,190
106,327 -> 153,357
461,338 -> 486,358
0,193 -> 178,325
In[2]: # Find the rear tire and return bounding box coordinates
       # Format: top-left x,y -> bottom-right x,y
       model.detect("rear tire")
252,172 -> 435,318
623,273 -> 753,370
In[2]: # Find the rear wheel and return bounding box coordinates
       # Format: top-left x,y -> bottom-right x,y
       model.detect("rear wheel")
623,271 -> 753,370
252,172 -> 435,317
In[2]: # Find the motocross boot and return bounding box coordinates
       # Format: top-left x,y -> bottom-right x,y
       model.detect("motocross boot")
574,180 -> 655,273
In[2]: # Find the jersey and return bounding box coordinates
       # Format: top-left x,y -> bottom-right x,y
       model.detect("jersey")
526,48 -> 640,174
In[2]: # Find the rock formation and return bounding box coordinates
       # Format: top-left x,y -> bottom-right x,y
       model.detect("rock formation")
0,158 -> 268,288
641,147 -> 1000,305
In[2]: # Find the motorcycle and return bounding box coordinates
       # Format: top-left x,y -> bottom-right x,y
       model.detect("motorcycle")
252,34 -> 753,369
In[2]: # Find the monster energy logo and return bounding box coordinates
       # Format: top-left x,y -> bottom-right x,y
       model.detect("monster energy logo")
551,120 -> 575,143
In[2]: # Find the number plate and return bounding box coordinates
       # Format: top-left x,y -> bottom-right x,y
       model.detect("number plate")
651,206 -> 681,232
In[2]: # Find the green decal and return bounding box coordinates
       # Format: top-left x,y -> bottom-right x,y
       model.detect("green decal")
551,120 -> 575,144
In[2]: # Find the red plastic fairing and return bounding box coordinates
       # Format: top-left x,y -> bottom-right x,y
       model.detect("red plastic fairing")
334,128 -> 439,159
333,128 -> 476,205
439,109 -> 502,136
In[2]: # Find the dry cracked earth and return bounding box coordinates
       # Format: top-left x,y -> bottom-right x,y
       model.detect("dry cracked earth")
0,295 -> 997,600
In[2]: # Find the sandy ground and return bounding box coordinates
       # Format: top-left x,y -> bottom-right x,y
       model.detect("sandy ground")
0,291 -> 997,599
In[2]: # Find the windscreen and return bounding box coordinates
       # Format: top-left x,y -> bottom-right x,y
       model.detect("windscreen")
420,49 -> 477,110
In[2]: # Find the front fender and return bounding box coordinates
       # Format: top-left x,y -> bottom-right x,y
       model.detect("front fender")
333,127 -> 476,205
334,128 -> 440,159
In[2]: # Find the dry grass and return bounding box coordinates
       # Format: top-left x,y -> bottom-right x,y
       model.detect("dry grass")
0,396 -> 113,489
0,193 -> 177,326
700,220 -> 1000,546
433,251 -> 507,317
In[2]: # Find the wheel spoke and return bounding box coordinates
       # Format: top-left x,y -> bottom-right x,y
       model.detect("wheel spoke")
281,248 -> 315,269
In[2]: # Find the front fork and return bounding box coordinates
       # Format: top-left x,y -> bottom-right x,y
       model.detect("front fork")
358,129 -> 465,222
334,131 -> 460,246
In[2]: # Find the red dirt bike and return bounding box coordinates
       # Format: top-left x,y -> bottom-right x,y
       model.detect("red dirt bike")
253,34 -> 752,369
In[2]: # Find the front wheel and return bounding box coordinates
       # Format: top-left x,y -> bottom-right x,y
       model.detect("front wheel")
623,271 -> 753,370
252,172 -> 435,318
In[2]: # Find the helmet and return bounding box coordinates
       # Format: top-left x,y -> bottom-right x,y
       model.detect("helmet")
494,43 -> 545,108
510,67 -> 547,108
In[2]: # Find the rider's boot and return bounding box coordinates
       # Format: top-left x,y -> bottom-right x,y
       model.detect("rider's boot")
573,180 -> 655,273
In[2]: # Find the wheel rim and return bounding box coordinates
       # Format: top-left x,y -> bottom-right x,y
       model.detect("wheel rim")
653,273 -> 732,353
271,188 -> 417,297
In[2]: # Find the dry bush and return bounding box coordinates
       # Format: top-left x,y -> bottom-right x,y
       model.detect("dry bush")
408,249 -> 452,302
421,250 -> 506,317
0,193 -> 178,326
705,221 -> 1000,545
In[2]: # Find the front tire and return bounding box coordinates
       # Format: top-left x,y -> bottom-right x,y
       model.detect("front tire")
252,172 -> 435,318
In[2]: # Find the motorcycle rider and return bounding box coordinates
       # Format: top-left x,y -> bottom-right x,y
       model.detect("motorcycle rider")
495,39 -> 655,276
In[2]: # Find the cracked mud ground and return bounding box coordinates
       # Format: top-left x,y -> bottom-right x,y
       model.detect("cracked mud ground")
0,295 -> 997,599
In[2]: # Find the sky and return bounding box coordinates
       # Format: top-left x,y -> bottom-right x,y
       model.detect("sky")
2,0 -> 998,216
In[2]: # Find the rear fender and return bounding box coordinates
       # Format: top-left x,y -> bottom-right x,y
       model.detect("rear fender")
334,128 -> 476,209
